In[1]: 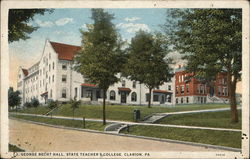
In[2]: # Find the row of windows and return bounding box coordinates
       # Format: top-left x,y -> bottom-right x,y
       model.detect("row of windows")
176,74 -> 187,83
218,87 -> 228,96
109,91 -> 137,102
176,85 -> 189,94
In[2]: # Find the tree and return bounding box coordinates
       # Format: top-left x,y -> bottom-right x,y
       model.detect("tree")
123,31 -> 173,108
70,98 -> 81,119
8,87 -> 21,111
74,9 -> 125,125
164,9 -> 242,122
8,9 -> 53,42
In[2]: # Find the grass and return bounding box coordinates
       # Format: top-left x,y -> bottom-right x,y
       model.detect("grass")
9,144 -> 25,152
10,114 -> 108,131
13,103 -> 230,122
11,106 -> 50,115
120,125 -> 241,148
158,110 -> 242,129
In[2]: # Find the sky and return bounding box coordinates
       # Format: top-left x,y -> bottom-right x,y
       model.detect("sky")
9,8 -> 178,89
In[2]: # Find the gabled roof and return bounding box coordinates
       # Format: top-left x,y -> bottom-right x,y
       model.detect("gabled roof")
22,69 -> 29,76
50,41 -> 81,61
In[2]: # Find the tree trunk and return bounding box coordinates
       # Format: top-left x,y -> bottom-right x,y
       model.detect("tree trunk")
73,109 -> 75,120
227,73 -> 238,123
148,88 -> 152,108
102,89 -> 107,125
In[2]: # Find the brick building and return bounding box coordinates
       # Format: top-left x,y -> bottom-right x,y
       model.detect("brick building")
175,67 -> 229,104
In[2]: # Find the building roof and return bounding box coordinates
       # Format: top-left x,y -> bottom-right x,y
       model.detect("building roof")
50,41 -> 81,61
81,83 -> 97,88
118,87 -> 131,92
22,68 -> 29,76
153,90 -> 168,93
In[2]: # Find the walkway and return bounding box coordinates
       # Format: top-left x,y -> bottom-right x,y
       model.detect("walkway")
9,119 -> 224,152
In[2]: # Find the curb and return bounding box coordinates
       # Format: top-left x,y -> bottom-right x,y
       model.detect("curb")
10,117 -> 241,152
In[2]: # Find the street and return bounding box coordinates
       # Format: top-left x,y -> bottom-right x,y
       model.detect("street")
9,119 -> 226,152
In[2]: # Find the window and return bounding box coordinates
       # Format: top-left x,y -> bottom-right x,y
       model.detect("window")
186,97 -> 189,103
181,98 -> 183,103
49,76 -> 50,83
74,87 -> 78,98
62,75 -> 67,82
176,86 -> 179,94
110,90 -> 116,100
52,75 -> 54,82
132,81 -> 136,88
176,98 -> 178,104
50,89 -> 52,98
218,87 -> 221,96
122,80 -> 126,87
153,95 -> 159,102
53,62 -> 55,70
186,84 -> 189,93
168,85 -> 171,91
156,86 -> 159,89
62,64 -> 67,70
131,92 -> 137,102
167,95 -> 171,102
49,64 -> 51,71
181,86 -> 184,94
146,93 -> 150,102
49,53 -> 51,59
62,89 -> 66,98
46,71 -> 48,78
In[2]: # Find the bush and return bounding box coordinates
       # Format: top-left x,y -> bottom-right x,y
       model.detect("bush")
31,98 -> 40,107
48,100 -> 59,110
24,102 -> 32,108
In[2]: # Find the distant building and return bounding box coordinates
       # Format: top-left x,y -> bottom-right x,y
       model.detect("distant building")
174,66 -> 229,104
17,40 -> 174,106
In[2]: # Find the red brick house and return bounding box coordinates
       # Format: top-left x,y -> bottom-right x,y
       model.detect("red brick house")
175,67 -> 229,104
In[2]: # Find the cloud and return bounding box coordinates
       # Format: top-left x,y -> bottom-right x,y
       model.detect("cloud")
116,22 -> 150,33
55,18 -> 74,26
35,19 -> 54,27
124,17 -> 141,22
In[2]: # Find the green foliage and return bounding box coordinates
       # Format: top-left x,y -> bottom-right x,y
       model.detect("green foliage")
74,9 -> 125,125
74,9 -> 125,90
70,98 -> 81,119
8,87 -> 21,109
30,98 -> 40,108
48,100 -> 59,110
164,9 -> 242,122
8,9 -> 53,42
164,9 -> 241,78
24,102 -> 32,108
123,30 -> 173,107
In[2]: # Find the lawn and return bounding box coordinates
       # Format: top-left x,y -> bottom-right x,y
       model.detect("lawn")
11,106 -> 50,115
120,125 -> 241,148
158,110 -> 242,129
13,103 -> 230,122
9,144 -> 25,152
10,114 -> 107,131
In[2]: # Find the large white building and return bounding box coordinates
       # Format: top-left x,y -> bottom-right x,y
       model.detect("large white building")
17,40 -> 175,106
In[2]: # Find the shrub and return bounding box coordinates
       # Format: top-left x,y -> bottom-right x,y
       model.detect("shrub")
31,98 -> 40,107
